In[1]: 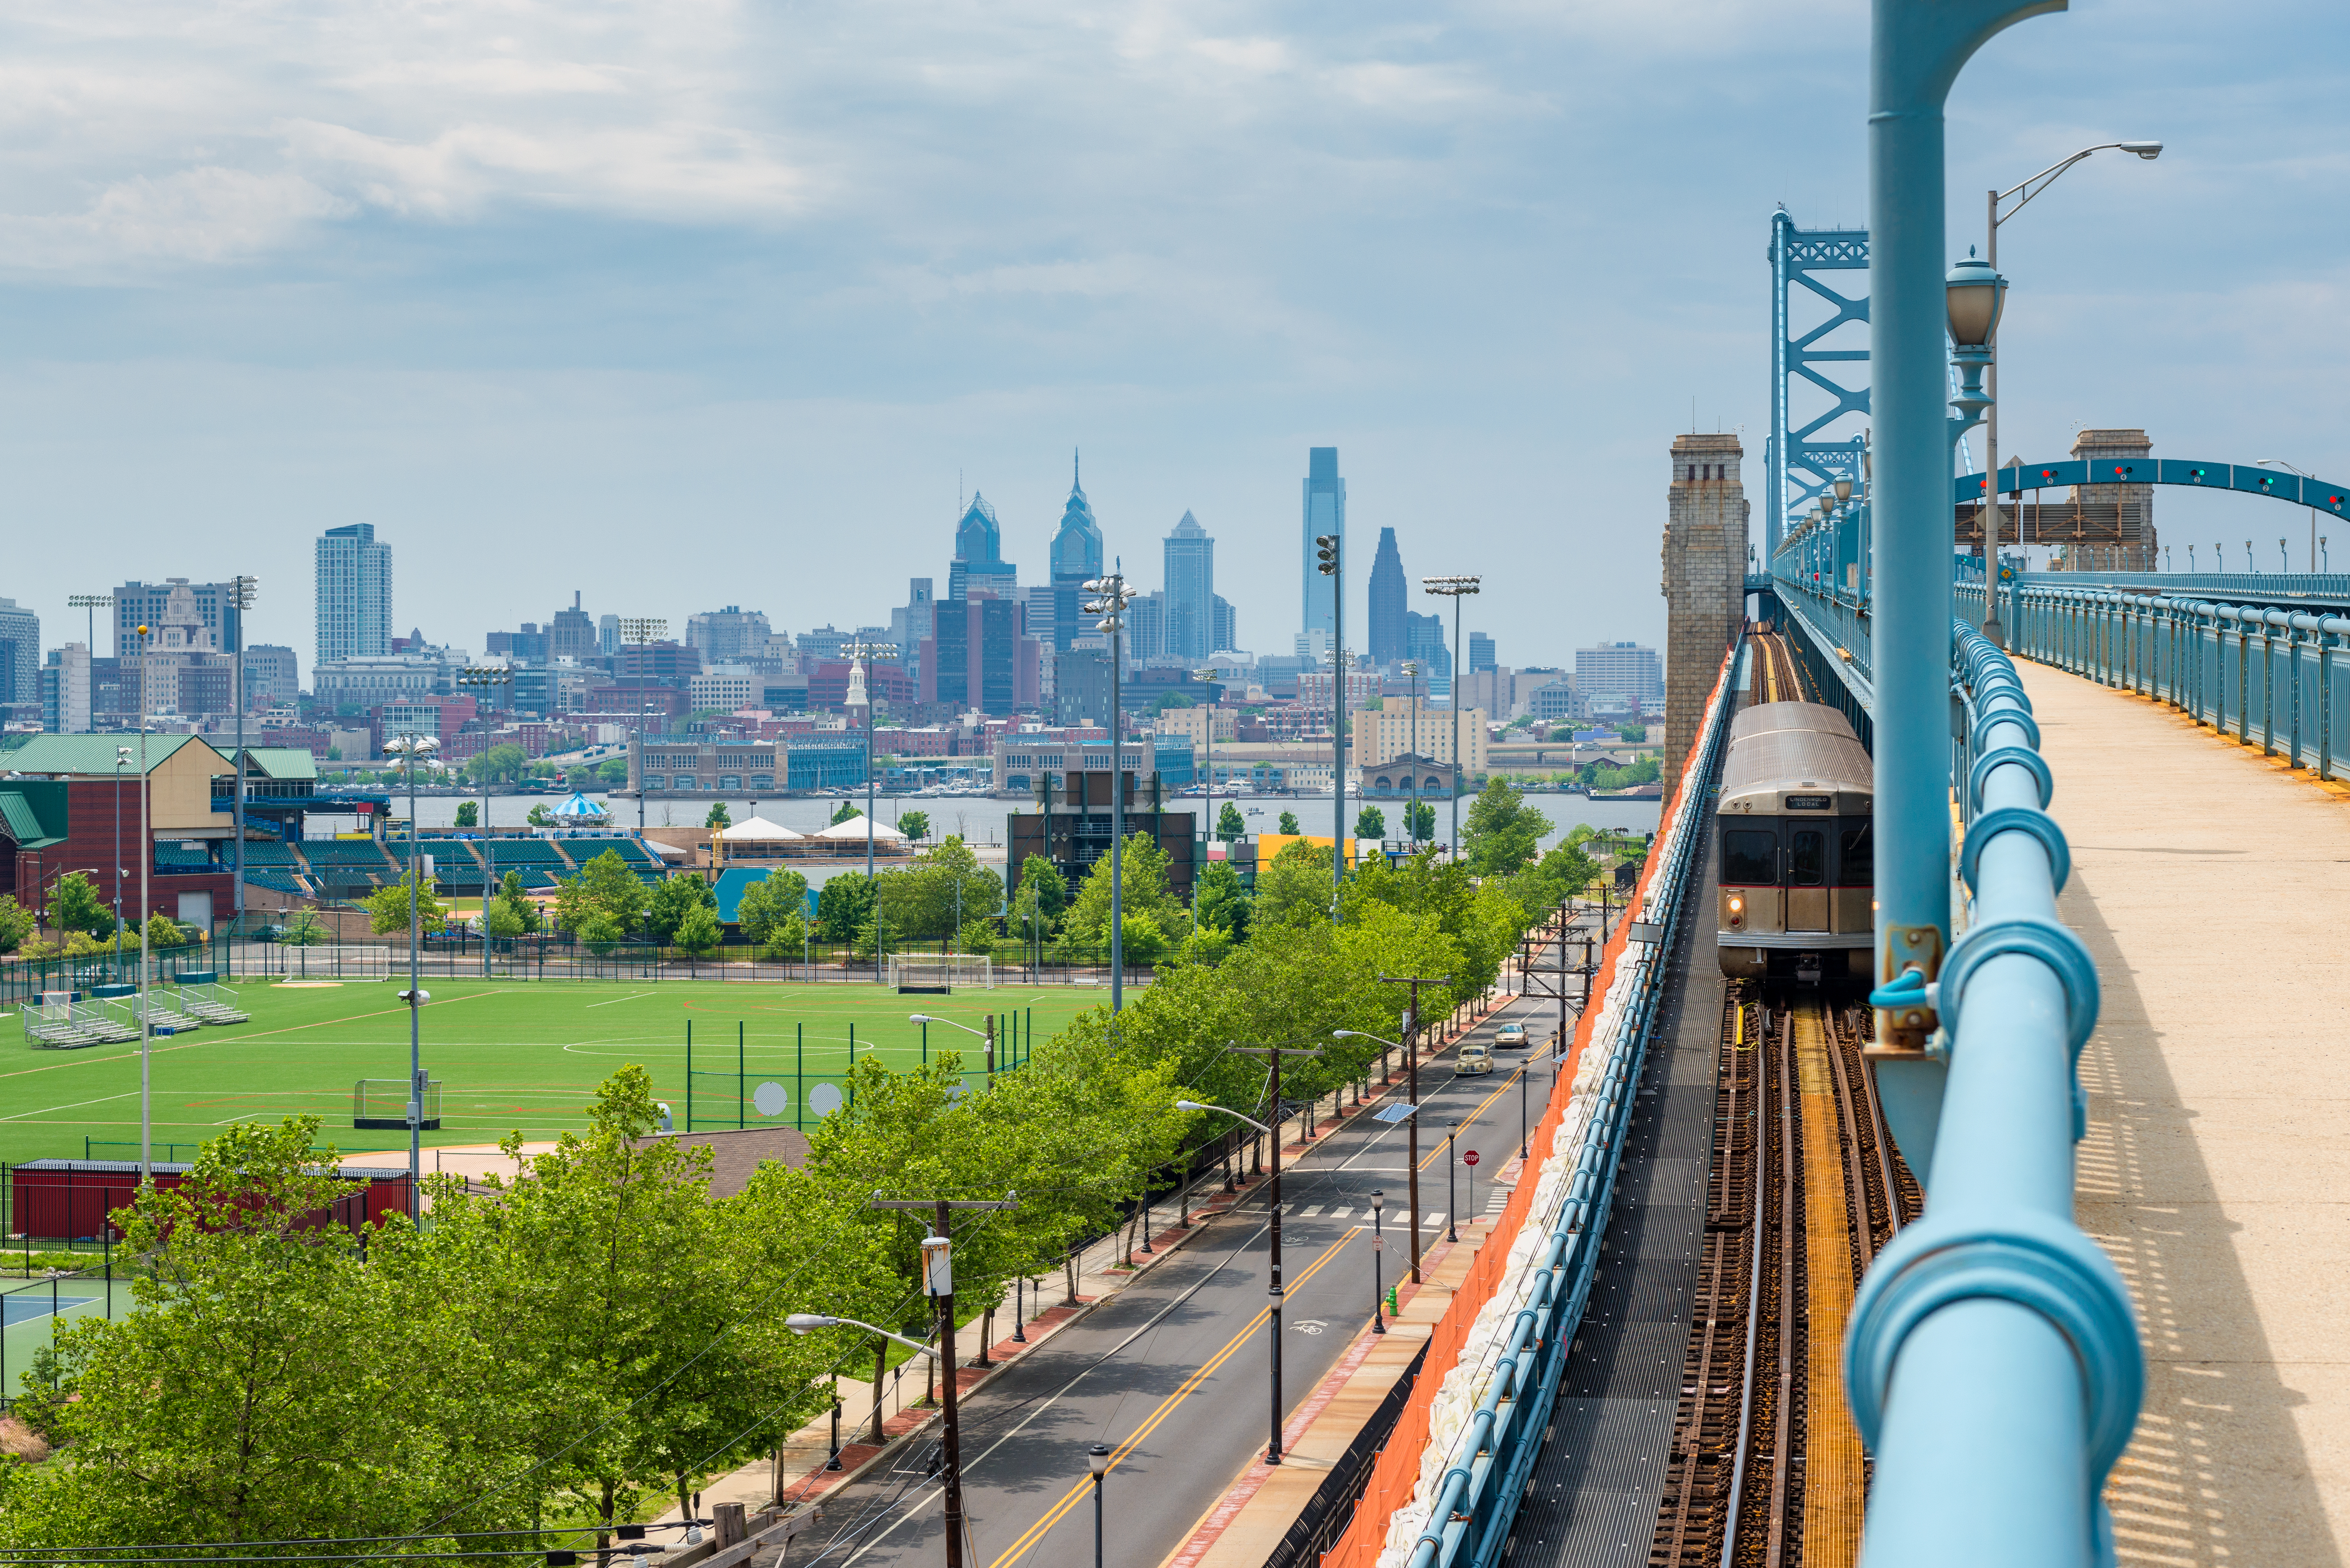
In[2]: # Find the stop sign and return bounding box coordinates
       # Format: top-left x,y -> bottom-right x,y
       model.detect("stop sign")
1463,1150 -> 1481,1167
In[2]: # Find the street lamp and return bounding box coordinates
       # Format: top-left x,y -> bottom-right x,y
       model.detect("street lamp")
1420,577 -> 1481,855
783,1313 -> 942,1359
383,731 -> 441,1213
1369,1189 -> 1387,1334
457,666 -> 515,977
1333,1027 -> 1424,1284
1088,1442 -> 1113,1568
2257,460 -> 2321,573
1401,659 -> 1421,850
134,624 -> 153,1183
617,618 -> 667,833
1176,1096 -> 1290,1464
1978,140 -> 2162,641
1445,1119 -> 1460,1243
907,1013 -> 995,1076
1314,533 -> 1345,917
227,575 -> 257,934
1193,667 -> 1222,853
113,747 -> 130,978
1082,571 -> 1137,1011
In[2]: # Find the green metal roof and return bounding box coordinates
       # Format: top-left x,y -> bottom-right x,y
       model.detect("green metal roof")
0,783 -> 70,849
240,747 -> 319,782
3,733 -> 223,777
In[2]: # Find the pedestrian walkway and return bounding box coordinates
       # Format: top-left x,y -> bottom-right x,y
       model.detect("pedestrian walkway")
2023,661 -> 2350,1567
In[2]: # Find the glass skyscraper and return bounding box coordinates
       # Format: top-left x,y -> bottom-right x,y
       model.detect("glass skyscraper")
1163,510 -> 1215,662
1366,526 -> 1406,666
1047,454 -> 1103,650
948,493 -> 1017,603
315,524 -> 393,664
1301,447 -> 1344,641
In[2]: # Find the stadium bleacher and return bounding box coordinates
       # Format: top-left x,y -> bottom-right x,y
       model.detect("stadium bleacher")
154,844 -> 216,871
297,839 -> 399,890
242,842 -> 301,868
245,869 -> 313,896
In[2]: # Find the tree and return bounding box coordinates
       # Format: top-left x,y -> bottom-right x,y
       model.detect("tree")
735,869 -> 808,944
1405,798 -> 1436,842
1277,810 -> 1300,835
878,837 -> 1003,941
1253,839 -> 1335,931
0,893 -> 38,954
1216,801 -> 1245,842
1617,722 -> 1648,744
485,901 -> 527,940
1014,856 -> 1067,931
644,872 -> 715,944
464,743 -> 529,786
1191,859 -> 1250,941
364,872 -> 449,937
1120,912 -> 1168,966
1460,777 -> 1551,878
554,850 -> 650,936
453,800 -> 478,828
525,804 -> 555,828
279,910 -> 329,947
146,913 -> 196,949
52,872 -> 114,938
1064,833 -> 1185,951
1355,805 -> 1386,840
897,810 -> 931,843
596,756 -> 629,786
674,904 -> 723,956
830,800 -> 861,826
704,802 -> 731,830
815,873 -> 876,942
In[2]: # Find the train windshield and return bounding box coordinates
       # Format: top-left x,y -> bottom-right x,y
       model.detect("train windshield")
1839,821 -> 1873,883
1788,829 -> 1826,887
1724,830 -> 1776,885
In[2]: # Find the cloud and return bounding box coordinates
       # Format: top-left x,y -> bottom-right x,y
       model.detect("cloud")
0,165 -> 351,268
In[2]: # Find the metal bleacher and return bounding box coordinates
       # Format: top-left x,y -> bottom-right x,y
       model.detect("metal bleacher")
557,837 -> 666,880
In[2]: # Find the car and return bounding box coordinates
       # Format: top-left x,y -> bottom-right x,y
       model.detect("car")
1456,1041 -> 1494,1075
1495,1022 -> 1528,1049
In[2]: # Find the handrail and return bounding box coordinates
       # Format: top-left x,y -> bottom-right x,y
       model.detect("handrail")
1840,620 -> 2142,1568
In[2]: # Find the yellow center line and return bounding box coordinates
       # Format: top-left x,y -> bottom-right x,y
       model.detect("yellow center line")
984,1232 -> 1358,1568
1414,1060 -> 1535,1171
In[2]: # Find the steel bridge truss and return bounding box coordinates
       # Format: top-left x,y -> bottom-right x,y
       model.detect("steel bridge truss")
1768,211 -> 1871,559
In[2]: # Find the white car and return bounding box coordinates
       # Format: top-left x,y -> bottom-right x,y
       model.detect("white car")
1456,1041 -> 1494,1075
1495,1022 -> 1528,1049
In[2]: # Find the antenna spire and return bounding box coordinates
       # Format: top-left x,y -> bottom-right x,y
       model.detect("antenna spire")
1073,447 -> 1082,493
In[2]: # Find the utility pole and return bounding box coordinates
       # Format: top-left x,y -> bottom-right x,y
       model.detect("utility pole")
871,1194 -> 1018,1568
1377,974 -> 1452,1284
1229,1044 -> 1323,1464
1315,533 -> 1344,916
1082,570 -> 1136,1010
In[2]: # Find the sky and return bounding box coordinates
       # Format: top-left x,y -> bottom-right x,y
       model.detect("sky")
2,0 -> 2345,675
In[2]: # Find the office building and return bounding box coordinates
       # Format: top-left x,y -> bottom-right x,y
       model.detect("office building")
1054,649 -> 1113,728
598,614 -> 622,656
1575,641 -> 1664,711
1048,456 -> 1104,651
947,493 -> 1018,603
1301,447 -> 1345,641
0,597 -> 37,709
1468,632 -> 1496,673
1163,511 -> 1216,662
686,605 -> 772,666
892,580 -> 938,674
244,645 -> 300,708
1367,527 -> 1407,665
40,644 -> 90,733
920,592 -> 1039,714
549,594 -> 601,661
1359,696 -> 1490,775
1405,611 -> 1452,700
1212,596 -> 1237,656
315,525 -> 393,664
109,580 -> 241,664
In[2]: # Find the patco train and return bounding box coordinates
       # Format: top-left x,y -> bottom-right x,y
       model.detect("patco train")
1717,696 -> 1874,984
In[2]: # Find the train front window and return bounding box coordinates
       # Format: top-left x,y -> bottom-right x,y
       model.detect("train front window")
1724,830 -> 1776,885
1788,828 -> 1826,887
1839,821 -> 1873,883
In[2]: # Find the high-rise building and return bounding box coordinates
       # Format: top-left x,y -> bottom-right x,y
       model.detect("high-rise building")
1211,595 -> 1236,656
550,593 -> 601,661
1468,632 -> 1496,672
1366,527 -> 1406,665
597,614 -> 621,656
1048,455 -> 1104,650
0,597 -> 37,709
1126,591 -> 1167,663
315,525 -> 393,664
40,644 -> 90,732
893,579 -> 938,678
1301,448 -> 1345,641
244,645 -> 301,708
685,605 -> 771,665
111,580 -> 240,662
920,592 -> 1039,714
1163,511 -> 1215,662
1576,641 -> 1665,709
948,493 -> 1018,603
1405,611 -> 1452,700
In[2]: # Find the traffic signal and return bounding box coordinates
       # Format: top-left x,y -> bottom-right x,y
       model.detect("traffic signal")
1315,534 -> 1340,576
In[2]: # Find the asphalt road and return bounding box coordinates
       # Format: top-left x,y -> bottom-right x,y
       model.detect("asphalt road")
779,913 -> 1610,1568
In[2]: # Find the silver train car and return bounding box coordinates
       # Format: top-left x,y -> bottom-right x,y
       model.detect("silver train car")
1717,701 -> 1874,983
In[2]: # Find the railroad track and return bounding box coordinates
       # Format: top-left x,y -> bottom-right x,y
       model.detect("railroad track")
1750,631 -> 1816,707
1650,990 -> 1921,1568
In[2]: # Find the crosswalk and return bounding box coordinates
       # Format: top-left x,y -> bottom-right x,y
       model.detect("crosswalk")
1270,1203 -> 1450,1227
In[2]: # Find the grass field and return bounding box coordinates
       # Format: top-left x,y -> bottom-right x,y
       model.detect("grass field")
0,979 -> 1105,1171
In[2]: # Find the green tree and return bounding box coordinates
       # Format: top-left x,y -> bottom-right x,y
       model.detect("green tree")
1354,805 -> 1386,840
704,801 -> 731,829
674,903 -> 723,956
597,755 -> 629,786
1460,777 -> 1551,877
878,837 -> 1003,941
897,810 -> 931,843
735,869 -> 809,944
525,803 -> 555,828
830,800 -> 861,826
1216,801 -> 1245,842
1277,811 -> 1300,835
485,901 -> 527,940
1191,859 -> 1250,941
1014,856 -> 1068,930
363,871 -> 449,937
816,873 -> 876,941
278,910 -> 329,947
554,850 -> 651,936
1063,833 -> 1185,950
1616,722 -> 1648,744
1120,912 -> 1167,965
145,913 -> 195,949
453,800 -> 479,828
1405,798 -> 1436,841
0,893 -> 37,954
1252,839 -> 1334,931
645,873 -> 716,944
52,871 -> 114,938
464,743 -> 529,785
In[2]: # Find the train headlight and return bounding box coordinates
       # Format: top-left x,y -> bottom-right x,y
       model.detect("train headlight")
1727,894 -> 1744,926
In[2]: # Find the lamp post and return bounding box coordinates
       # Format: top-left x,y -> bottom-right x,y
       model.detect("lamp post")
618,618 -> 666,833
384,731 -> 440,1214
1420,577 -> 1481,855
841,638 -> 898,887
1369,1188 -> 1387,1334
1445,1119 -> 1460,1243
458,666 -> 514,976
1082,571 -> 1136,1010
1176,1096 -> 1292,1464
1087,1442 -> 1112,1568
2256,460 -> 2320,573
66,593 -> 113,673
1402,659 -> 1421,850
226,575 -> 256,933
135,625 -> 153,1184
1979,141 -> 2162,641
1335,1020 -> 1429,1283
113,747 -> 130,979
1193,667 -> 1222,853
1314,533 -> 1344,917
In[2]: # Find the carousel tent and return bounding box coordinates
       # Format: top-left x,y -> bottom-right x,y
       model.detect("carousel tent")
551,792 -> 609,822
720,816 -> 806,841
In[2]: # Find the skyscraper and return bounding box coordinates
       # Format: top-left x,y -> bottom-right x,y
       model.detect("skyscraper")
0,597 -> 38,710
112,580 -> 241,661
1048,454 -> 1104,651
1366,526 -> 1406,666
1468,632 -> 1496,672
948,493 -> 1018,604
1163,510 -> 1215,662
315,524 -> 393,664
1405,610 -> 1452,700
1301,447 -> 1344,641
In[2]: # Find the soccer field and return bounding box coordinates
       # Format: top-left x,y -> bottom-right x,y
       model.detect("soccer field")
0,979 -> 1104,1170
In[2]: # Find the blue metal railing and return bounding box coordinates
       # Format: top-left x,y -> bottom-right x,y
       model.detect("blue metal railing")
1965,579 -> 2350,781
1841,619 -> 2143,1568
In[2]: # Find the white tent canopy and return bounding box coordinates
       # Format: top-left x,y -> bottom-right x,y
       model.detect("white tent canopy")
720,816 -> 805,841
811,814 -> 908,841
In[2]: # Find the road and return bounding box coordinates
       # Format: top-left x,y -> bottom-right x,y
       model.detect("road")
778,912 -> 1608,1568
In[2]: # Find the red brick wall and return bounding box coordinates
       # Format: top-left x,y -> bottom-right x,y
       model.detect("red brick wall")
5,778 -> 234,924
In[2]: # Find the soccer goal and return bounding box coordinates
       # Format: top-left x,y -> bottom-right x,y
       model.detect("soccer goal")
888,954 -> 994,994
355,1077 -> 443,1131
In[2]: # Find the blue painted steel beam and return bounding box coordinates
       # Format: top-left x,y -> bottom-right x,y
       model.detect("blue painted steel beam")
1769,212 -> 1871,558
1956,459 -> 2350,512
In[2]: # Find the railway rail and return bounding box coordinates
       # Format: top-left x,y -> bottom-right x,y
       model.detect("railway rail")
1650,990 -> 1920,1568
